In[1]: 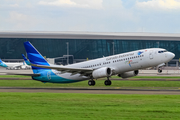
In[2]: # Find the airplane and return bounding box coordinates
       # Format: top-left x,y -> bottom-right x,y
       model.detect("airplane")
21,41 -> 175,86
22,54 -> 31,66
0,59 -> 27,70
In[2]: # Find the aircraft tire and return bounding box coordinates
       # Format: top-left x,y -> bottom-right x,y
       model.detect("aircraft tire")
88,80 -> 95,86
158,69 -> 162,73
104,80 -> 112,86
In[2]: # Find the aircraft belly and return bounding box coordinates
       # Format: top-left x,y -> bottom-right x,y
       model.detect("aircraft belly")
33,70 -> 89,83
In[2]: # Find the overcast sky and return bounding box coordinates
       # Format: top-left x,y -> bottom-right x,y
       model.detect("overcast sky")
1,0 -> 180,33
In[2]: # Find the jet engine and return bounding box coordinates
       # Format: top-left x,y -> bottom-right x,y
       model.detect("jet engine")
118,70 -> 139,78
92,67 -> 112,79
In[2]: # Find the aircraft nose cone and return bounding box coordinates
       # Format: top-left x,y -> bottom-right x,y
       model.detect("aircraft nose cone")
169,52 -> 175,59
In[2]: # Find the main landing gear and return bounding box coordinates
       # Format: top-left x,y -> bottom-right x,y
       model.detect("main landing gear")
88,79 -> 95,86
104,77 -> 111,86
88,77 -> 112,86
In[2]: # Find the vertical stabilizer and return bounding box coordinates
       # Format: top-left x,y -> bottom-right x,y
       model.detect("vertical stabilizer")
0,59 -> 8,68
22,54 -> 31,65
24,41 -> 50,73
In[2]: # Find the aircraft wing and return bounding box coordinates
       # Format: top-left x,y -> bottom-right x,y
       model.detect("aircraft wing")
31,64 -> 93,75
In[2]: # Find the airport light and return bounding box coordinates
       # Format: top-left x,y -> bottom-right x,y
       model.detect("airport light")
67,42 -> 69,65
112,42 -> 114,55
157,42 -> 159,48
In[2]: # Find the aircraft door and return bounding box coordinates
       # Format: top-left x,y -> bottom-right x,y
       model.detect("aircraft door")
149,50 -> 153,59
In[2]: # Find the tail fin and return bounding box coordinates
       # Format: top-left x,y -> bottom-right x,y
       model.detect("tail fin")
0,59 -> 8,68
24,41 -> 50,73
22,54 -> 31,65
0,59 -> 3,63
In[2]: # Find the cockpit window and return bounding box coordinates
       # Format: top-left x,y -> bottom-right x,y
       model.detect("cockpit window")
158,50 -> 167,53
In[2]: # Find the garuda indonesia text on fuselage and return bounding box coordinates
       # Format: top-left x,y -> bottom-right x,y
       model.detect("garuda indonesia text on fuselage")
23,41 -> 175,86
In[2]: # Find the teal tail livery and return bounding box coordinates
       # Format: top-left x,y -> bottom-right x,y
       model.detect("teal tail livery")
0,59 -> 8,67
12,41 -> 175,86
23,41 -> 91,83
22,54 -> 31,65
0,59 -> 23,69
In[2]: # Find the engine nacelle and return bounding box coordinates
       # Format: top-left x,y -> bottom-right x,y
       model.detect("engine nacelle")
92,67 -> 112,79
118,70 -> 139,78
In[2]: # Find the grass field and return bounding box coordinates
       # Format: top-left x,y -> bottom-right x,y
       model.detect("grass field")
112,76 -> 180,79
1,79 -> 180,88
0,93 -> 180,120
1,76 -> 180,120
0,75 -> 30,78
2,75 -> 180,79
0,75 -> 180,88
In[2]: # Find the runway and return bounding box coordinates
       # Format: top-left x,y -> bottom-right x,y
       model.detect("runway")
1,69 -> 180,94
1,87 -> 180,94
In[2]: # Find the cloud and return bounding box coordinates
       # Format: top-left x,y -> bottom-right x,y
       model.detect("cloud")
4,11 -> 39,30
38,0 -> 103,9
9,11 -> 29,21
9,4 -> 19,7
136,0 -> 180,10
39,0 -> 76,6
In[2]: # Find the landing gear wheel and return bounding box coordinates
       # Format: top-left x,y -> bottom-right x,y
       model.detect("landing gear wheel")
88,80 -> 95,86
158,69 -> 162,73
104,80 -> 112,86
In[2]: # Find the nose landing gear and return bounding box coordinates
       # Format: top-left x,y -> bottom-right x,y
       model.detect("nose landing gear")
158,69 -> 162,73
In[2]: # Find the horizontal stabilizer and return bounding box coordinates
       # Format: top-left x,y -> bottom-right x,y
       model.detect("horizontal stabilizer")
6,73 -> 40,77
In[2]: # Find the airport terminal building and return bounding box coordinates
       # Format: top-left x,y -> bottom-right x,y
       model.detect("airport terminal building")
0,32 -> 180,66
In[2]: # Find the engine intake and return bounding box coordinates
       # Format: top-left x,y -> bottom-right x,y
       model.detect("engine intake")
92,67 -> 112,79
118,70 -> 139,78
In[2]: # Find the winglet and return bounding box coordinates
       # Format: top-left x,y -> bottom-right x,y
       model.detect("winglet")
22,54 -> 31,65
0,59 -> 3,63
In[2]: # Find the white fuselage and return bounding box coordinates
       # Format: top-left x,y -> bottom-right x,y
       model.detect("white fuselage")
0,62 -> 26,69
51,48 -> 174,81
